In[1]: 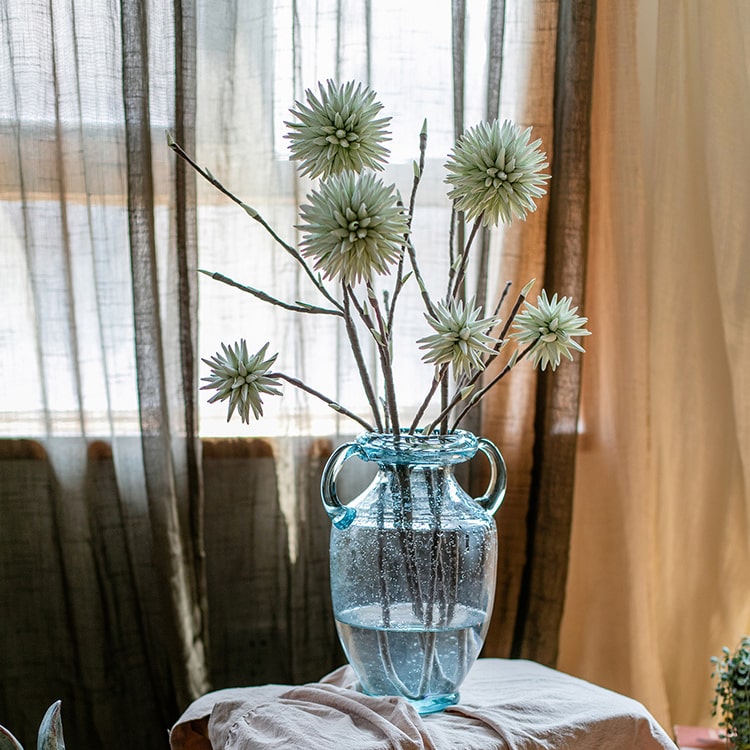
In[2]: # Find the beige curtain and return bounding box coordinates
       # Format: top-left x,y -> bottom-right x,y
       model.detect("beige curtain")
560,0 -> 750,732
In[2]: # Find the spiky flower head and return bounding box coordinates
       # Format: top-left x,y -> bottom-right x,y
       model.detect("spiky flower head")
511,290 -> 591,371
201,340 -> 282,423
444,120 -> 550,227
285,80 -> 391,179
418,298 -> 500,378
298,171 -> 408,285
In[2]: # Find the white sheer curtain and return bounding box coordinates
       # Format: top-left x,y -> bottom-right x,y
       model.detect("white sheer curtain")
561,0 -> 750,731
2,1 -> 557,746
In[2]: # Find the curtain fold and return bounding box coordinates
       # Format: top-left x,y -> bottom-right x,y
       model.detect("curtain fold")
510,0 -> 596,665
120,0 -> 209,710
480,0 -> 558,658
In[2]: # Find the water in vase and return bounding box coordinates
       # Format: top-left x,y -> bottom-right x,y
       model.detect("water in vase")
335,601 -> 486,712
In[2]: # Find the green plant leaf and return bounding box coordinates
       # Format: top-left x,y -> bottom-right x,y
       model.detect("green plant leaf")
712,637 -> 750,749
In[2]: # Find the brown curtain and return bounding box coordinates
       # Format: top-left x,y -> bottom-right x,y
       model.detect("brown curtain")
509,0 -> 596,664
478,0 -> 597,666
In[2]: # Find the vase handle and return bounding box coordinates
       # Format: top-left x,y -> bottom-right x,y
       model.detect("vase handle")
320,441 -> 363,530
474,437 -> 507,516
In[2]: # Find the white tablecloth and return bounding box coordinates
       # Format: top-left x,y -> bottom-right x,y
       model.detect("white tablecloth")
169,658 -> 678,750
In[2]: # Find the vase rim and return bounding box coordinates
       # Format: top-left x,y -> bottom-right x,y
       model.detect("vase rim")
354,429 -> 479,464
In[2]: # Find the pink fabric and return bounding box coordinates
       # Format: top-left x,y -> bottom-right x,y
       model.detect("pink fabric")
169,659 -> 678,750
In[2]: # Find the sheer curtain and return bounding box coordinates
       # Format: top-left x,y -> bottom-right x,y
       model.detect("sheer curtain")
1,1 -> 568,746
0,0 -> 207,745
560,0 -> 750,732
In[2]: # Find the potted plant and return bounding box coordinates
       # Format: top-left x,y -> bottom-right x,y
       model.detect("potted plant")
711,636 -> 750,749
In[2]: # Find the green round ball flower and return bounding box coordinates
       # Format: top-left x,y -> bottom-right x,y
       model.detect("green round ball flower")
298,171 -> 408,286
201,340 -> 282,423
445,120 -> 550,226
285,80 -> 391,179
418,298 -> 500,378
511,290 -> 591,371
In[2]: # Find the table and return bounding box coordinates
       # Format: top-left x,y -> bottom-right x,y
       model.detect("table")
169,658 -> 678,750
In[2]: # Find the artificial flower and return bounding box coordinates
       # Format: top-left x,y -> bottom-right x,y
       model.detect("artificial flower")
418,298 -> 500,378
298,171 -> 408,285
201,340 -> 282,423
511,290 -> 591,371
444,120 -> 549,226
285,80 -> 391,179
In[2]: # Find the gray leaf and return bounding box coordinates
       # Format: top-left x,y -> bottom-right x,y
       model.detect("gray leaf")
37,702 -> 65,750
0,725 -> 24,750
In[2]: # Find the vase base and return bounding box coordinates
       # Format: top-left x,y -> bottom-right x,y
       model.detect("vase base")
408,691 -> 459,715
358,686 -> 459,715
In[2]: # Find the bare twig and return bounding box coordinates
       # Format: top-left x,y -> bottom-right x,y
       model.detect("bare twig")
448,207 -> 457,287
271,372 -> 375,432
409,364 -> 448,433
407,119 -> 428,226
199,270 -> 342,316
167,133 -> 343,313
387,223 -> 408,334
492,280 -> 513,319
342,286 -> 383,432
405,239 -> 437,318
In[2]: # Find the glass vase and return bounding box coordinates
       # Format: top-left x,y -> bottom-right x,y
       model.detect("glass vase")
320,429 -> 506,714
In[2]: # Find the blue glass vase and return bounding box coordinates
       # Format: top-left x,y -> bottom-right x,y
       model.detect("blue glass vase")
321,430 -> 506,714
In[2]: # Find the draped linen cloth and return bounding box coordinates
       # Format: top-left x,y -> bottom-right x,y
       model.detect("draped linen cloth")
169,659 -> 678,750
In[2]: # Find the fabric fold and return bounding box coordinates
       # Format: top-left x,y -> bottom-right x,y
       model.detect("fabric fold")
220,683 -> 436,750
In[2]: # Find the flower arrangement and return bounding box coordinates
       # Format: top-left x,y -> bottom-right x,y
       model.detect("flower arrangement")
168,80 -> 590,434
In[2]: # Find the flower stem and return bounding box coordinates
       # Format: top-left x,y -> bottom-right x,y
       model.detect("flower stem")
440,378 -> 449,434
449,217 -> 483,300
449,341 -> 536,431
353,283 -> 401,436
409,364 -> 448,433
271,372 -> 375,432
342,286 -> 384,432
167,134 -> 343,313
199,270 -> 342,316
424,285 -> 532,434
